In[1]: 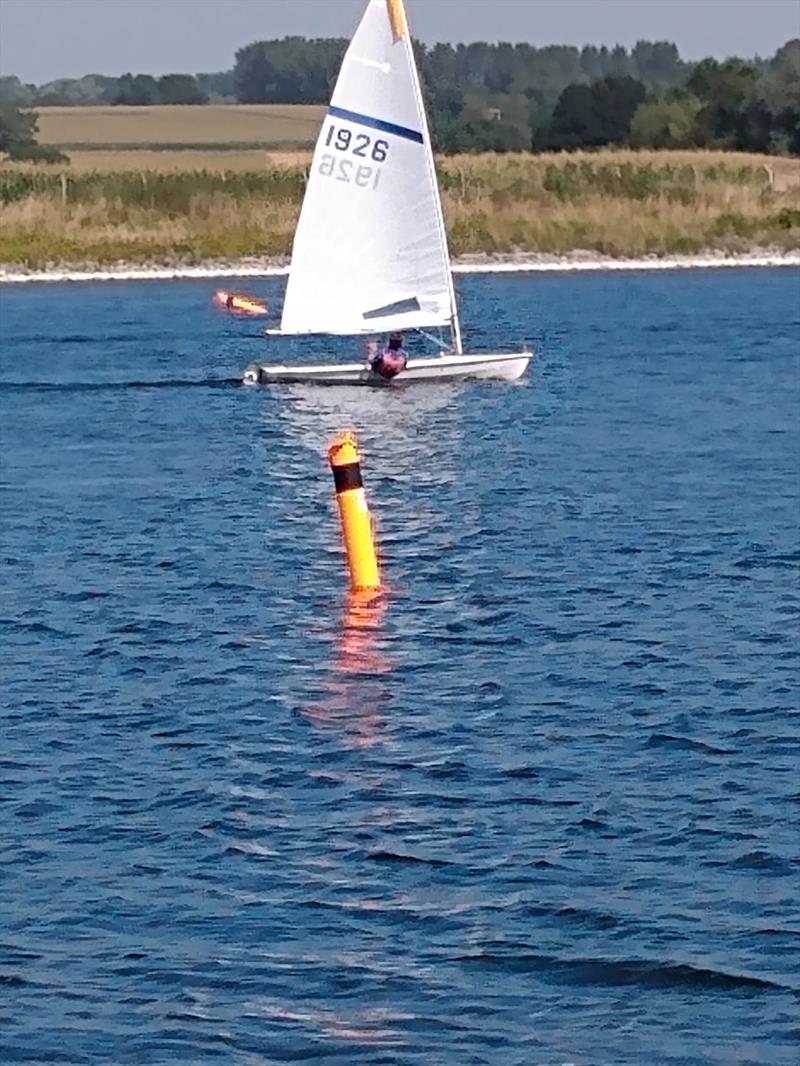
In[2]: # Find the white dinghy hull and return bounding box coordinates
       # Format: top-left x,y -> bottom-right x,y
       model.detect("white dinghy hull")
243,351 -> 531,386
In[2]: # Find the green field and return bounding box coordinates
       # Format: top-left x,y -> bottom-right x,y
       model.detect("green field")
34,104 -> 325,150
1,145 -> 799,267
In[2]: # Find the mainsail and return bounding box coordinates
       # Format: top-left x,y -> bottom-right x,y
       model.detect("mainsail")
279,0 -> 460,344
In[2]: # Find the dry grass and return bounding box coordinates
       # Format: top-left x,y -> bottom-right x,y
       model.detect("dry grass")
0,194 -> 300,264
438,151 -> 800,255
35,104 -> 325,148
448,149 -> 800,184
1,149 -> 798,265
445,189 -> 788,257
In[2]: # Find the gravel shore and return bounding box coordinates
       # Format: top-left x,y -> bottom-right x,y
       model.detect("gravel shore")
1,248 -> 798,284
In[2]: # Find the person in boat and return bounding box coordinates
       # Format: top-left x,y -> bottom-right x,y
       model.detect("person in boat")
366,332 -> 408,379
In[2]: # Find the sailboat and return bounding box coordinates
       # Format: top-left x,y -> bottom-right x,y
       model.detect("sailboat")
242,0 -> 531,386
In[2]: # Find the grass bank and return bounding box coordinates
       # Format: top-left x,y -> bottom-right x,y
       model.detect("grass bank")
1,150 -> 798,267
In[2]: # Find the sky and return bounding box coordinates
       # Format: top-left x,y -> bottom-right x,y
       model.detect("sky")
1,0 -> 798,84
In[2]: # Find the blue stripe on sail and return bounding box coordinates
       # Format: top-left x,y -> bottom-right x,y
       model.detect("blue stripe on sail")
327,105 -> 424,144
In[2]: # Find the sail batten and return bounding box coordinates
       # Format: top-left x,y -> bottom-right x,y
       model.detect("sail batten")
279,0 -> 458,340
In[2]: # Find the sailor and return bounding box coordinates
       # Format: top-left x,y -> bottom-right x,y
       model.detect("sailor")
367,332 -> 408,379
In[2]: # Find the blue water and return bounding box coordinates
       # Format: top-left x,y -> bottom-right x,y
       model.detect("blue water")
1,268 -> 798,1065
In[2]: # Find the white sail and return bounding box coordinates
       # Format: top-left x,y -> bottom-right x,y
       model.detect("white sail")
279,0 -> 459,340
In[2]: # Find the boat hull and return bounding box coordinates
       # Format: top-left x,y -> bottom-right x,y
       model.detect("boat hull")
242,351 -> 531,386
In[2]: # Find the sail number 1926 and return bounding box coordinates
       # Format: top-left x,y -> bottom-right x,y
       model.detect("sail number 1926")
324,125 -> 388,161
318,124 -> 388,191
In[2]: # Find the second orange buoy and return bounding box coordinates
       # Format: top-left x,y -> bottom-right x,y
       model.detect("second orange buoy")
214,290 -> 269,316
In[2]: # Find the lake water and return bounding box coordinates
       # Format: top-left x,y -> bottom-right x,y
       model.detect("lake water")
1,268 -> 798,1065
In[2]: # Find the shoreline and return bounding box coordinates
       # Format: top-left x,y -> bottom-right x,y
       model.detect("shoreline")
1,248 -> 798,284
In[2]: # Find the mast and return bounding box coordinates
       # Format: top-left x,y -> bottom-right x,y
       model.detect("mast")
395,0 -> 463,354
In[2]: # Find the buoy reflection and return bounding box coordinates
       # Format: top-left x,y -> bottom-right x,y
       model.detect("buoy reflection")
337,589 -> 390,676
302,589 -> 392,748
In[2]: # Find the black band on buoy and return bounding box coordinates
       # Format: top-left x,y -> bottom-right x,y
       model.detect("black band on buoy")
332,462 -> 363,493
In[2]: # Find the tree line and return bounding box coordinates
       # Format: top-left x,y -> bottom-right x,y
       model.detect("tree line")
233,36 -> 800,155
0,72 -> 216,107
1,36 -> 798,158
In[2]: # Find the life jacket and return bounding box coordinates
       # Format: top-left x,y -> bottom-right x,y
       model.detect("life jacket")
371,348 -> 408,379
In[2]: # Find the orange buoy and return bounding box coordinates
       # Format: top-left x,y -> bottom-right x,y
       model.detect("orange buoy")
327,432 -> 380,591
214,290 -> 269,316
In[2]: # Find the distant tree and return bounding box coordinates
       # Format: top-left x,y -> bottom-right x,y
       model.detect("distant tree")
766,39 -> 800,153
599,74 -> 648,138
0,75 -> 34,106
535,45 -> 585,89
441,92 -> 531,152
629,97 -> 700,147
0,103 -> 37,154
233,43 -> 271,103
769,38 -> 800,78
687,57 -> 758,145
774,101 -> 800,155
483,42 -> 517,94
736,94 -> 778,153
423,41 -> 463,117
523,44 -> 585,116
196,70 -> 236,102
113,73 -> 160,105
234,38 -> 346,103
631,41 -> 684,87
33,74 -> 117,106
732,42 -> 800,154
688,57 -> 758,104
157,74 -> 208,104
0,104 -> 68,162
545,75 -> 646,148
99,76 -> 122,104
542,83 -> 596,148
579,46 -> 606,82
607,44 -> 633,78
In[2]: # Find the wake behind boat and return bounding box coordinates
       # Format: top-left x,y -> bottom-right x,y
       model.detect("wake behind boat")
242,0 -> 531,387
